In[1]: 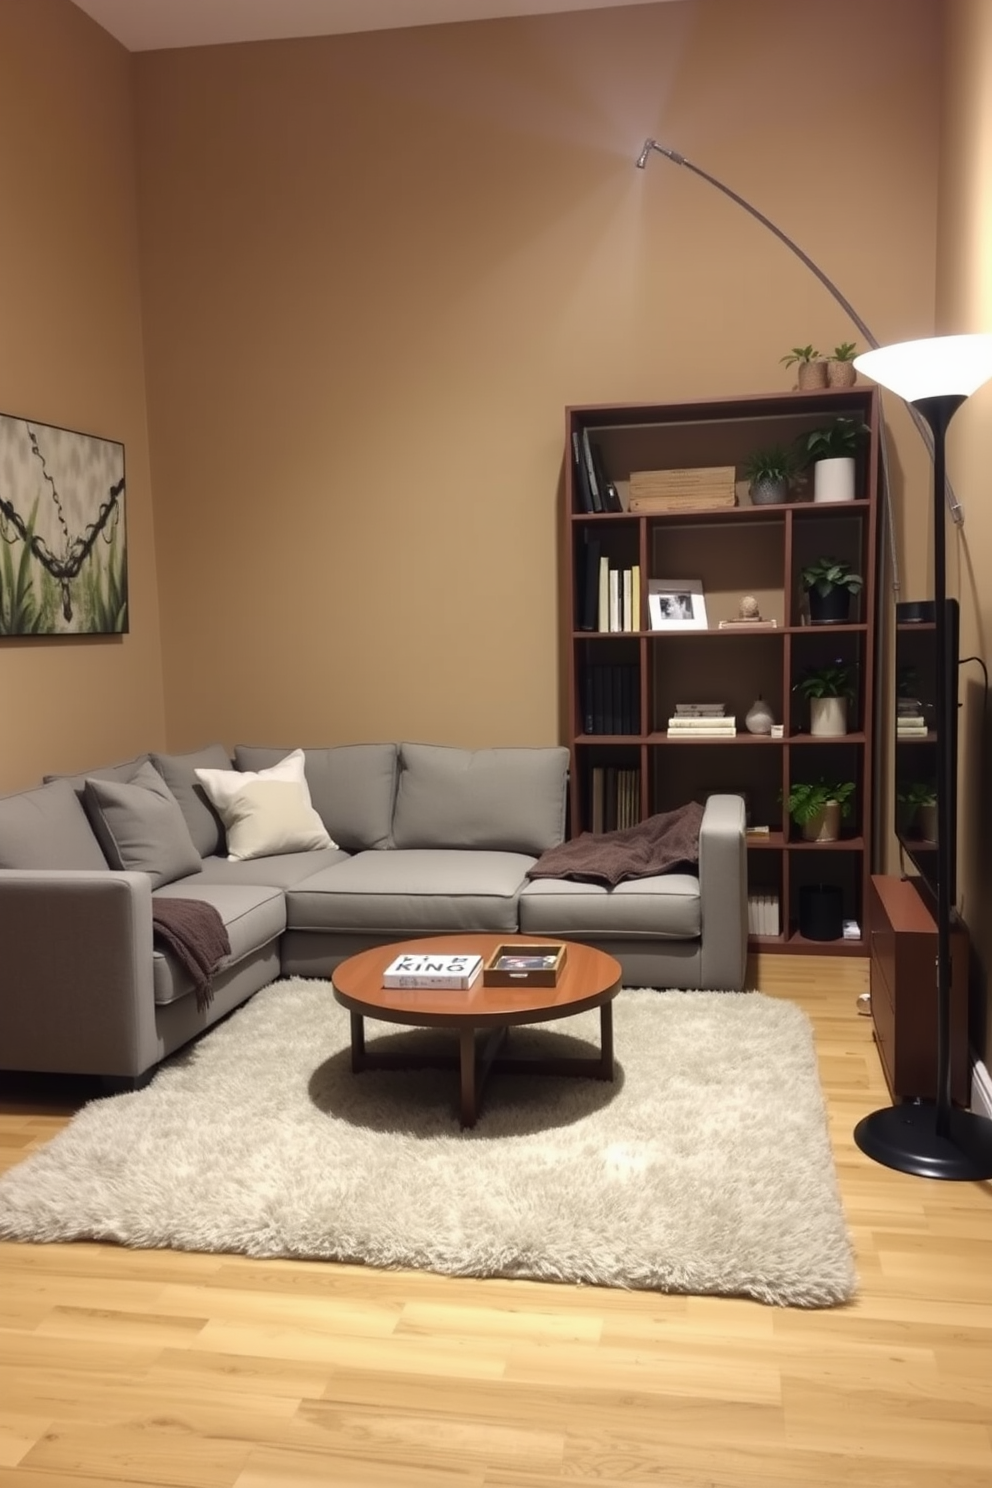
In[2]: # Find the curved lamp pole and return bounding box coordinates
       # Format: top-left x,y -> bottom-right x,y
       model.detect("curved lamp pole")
635,140 -> 962,525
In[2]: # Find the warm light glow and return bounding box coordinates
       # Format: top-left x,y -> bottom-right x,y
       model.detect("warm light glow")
854,333 -> 992,401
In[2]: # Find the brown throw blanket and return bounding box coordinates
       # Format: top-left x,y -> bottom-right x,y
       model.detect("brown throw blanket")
152,899 -> 231,1012
528,801 -> 705,888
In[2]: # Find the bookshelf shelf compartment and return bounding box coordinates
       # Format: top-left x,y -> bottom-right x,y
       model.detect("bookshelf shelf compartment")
564,388 -> 881,956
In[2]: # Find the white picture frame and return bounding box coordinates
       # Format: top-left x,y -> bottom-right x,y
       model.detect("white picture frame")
648,578 -> 708,631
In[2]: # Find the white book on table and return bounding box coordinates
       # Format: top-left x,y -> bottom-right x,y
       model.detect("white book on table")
382,953 -> 482,989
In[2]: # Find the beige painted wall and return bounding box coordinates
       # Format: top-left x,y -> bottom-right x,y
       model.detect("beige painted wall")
133,0 -> 941,757
938,0 -> 992,1065
0,0 -> 165,792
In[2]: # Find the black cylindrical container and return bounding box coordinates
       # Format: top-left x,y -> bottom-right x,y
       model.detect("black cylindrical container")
799,884 -> 843,941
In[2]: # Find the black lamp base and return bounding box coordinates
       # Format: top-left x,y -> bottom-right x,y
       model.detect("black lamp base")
854,1102 -> 992,1180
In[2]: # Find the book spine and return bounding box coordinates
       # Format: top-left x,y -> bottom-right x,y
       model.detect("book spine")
581,428 -> 603,512
571,430 -> 593,513
383,975 -> 475,989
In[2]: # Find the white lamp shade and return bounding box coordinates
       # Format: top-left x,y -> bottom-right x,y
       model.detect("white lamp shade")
854,333 -> 992,401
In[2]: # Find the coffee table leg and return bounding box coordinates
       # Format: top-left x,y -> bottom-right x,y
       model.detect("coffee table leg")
350,1011 -> 366,1073
599,1001 -> 614,1079
459,1028 -> 477,1129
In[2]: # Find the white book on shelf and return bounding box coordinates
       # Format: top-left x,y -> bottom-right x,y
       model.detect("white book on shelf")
598,555 -> 610,632
382,953 -> 483,989
622,569 -> 633,632
609,567 -> 620,632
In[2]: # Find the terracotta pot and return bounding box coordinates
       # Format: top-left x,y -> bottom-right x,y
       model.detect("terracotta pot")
826,359 -> 857,387
797,360 -> 828,390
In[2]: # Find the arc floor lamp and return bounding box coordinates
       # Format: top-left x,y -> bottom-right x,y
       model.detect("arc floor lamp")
636,141 -> 992,1179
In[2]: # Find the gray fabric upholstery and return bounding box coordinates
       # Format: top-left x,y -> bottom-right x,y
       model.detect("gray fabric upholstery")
151,882 -> 286,1004
391,743 -> 568,853
189,845 -> 349,889
84,762 -> 202,888
234,744 -> 398,851
149,744 -> 231,857
44,753 -> 150,802
288,849 -> 533,935
0,779 -> 108,871
519,873 -> 701,939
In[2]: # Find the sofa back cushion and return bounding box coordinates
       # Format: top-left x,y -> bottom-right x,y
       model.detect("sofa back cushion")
0,778 -> 108,870
235,744 -> 398,851
149,744 -> 232,857
44,753 -> 150,802
391,743 -> 569,854
83,761 -> 203,887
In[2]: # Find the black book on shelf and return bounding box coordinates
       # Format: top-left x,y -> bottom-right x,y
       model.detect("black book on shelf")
580,427 -> 604,512
579,531 -> 601,631
571,430 -> 593,513
581,664 -> 595,734
590,441 -> 623,513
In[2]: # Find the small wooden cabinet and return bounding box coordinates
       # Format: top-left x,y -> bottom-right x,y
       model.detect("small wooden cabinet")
867,874 -> 969,1104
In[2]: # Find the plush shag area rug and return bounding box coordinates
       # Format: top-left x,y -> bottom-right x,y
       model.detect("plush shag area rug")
0,980 -> 857,1307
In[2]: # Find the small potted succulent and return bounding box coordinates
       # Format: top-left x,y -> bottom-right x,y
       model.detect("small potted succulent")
781,344 -> 827,390
802,416 -> 870,503
898,781 -> 938,842
785,779 -> 856,842
826,341 -> 858,387
742,444 -> 795,505
799,556 -> 864,624
794,662 -> 855,736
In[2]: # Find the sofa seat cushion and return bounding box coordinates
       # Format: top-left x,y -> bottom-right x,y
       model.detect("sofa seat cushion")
518,873 -> 701,941
151,882 -> 286,1005
288,849 -> 534,935
185,845 -> 350,889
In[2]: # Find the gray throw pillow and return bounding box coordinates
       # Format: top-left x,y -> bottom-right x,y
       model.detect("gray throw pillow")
149,744 -> 231,857
84,761 -> 203,888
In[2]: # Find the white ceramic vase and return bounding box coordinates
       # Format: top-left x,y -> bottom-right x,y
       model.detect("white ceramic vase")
809,696 -> 848,737
745,697 -> 775,735
813,456 -> 855,504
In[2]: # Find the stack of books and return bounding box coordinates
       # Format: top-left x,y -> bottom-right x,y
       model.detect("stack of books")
382,953 -> 482,989
896,698 -> 928,738
667,703 -> 736,739
747,894 -> 781,937
628,465 -> 737,514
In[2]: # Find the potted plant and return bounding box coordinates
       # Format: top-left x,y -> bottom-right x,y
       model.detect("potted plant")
742,444 -> 795,505
794,662 -> 855,736
781,344 -> 827,390
898,782 -> 937,842
785,779 -> 856,842
826,341 -> 858,387
802,416 -> 870,503
799,556 -> 864,624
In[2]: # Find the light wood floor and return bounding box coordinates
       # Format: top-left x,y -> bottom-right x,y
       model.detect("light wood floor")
1,956 -> 990,1487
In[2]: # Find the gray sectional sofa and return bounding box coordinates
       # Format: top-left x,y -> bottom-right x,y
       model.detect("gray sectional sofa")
0,741 -> 747,1084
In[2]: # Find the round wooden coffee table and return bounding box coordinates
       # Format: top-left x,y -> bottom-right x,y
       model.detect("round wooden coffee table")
331,933 -> 622,1128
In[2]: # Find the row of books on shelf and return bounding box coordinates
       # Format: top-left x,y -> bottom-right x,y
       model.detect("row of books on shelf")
588,765 -> 640,834
896,697 -> 928,737
747,894 -> 781,937
582,663 -> 641,735
578,533 -> 640,632
572,428 -> 623,514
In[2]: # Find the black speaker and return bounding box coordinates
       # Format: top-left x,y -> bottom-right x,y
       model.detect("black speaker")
799,884 -> 843,941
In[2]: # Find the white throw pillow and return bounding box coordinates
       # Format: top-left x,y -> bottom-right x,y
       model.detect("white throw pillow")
194,750 -> 337,860
212,779 -> 335,862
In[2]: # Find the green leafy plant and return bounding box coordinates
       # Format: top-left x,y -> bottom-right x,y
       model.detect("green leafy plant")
795,662 -> 855,700
799,556 -> 864,598
803,416 -> 870,462
785,779 -> 855,827
831,341 -> 858,362
743,444 -> 796,484
897,781 -> 937,808
780,344 -> 821,368
0,498 -> 47,637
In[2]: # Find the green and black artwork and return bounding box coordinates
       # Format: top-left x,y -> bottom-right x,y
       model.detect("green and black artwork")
0,412 -> 127,635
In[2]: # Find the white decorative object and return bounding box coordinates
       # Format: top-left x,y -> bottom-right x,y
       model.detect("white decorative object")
813,455 -> 856,503
745,697 -> 774,735
810,697 -> 848,737
382,952 -> 483,989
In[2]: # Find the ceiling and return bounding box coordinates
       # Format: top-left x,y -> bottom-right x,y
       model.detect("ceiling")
70,0 -> 668,52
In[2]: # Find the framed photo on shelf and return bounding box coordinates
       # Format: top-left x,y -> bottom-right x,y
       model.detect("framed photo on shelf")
648,578 -> 708,631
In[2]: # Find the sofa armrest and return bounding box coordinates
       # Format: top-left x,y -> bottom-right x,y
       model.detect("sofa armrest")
0,869 -> 160,1077
697,794 -> 748,990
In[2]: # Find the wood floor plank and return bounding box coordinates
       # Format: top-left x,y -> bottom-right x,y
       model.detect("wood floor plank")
2,953 -> 992,1488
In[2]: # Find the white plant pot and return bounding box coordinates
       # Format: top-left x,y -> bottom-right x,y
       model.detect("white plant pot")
813,456 -> 856,504
809,696 -> 848,737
